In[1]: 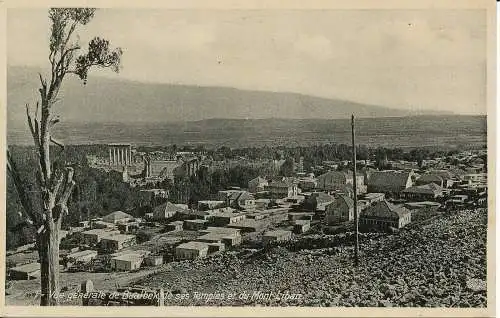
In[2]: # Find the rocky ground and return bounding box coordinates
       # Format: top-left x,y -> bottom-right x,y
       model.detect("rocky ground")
134,208 -> 487,307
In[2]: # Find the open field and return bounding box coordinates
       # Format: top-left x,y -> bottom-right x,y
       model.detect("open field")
8,116 -> 486,149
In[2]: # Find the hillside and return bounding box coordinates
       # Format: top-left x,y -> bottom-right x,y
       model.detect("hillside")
7,66 -> 449,127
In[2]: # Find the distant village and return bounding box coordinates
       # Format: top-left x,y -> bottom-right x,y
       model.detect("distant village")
6,143 -> 487,305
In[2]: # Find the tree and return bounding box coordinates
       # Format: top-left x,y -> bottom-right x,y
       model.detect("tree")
6,8 -> 122,306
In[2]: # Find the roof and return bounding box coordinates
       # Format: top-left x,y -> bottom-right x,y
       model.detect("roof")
361,200 -> 411,219
294,220 -> 311,225
11,262 -> 40,273
367,171 -> 411,189
101,234 -> 136,242
263,230 -> 292,237
307,192 -> 335,205
176,241 -> 210,251
154,202 -> 187,214
201,227 -> 241,235
268,177 -> 296,188
67,250 -> 98,258
102,211 -> 134,223
111,253 -> 144,262
184,219 -> 208,224
402,183 -> 442,195
364,193 -> 385,199
336,194 -> 354,209
249,176 -> 268,184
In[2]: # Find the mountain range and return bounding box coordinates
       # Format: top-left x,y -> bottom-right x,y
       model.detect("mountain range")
7,66 -> 451,127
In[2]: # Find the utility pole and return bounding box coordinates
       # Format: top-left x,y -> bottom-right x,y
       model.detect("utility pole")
351,114 -> 360,267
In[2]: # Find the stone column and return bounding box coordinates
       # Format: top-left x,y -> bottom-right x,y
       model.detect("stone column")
112,147 -> 116,165
109,148 -> 112,165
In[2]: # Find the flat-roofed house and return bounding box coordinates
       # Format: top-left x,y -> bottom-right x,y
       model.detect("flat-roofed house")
111,253 -> 144,271
165,221 -> 184,232
293,220 -> 311,234
144,254 -> 163,266
262,230 -> 292,247
367,171 -> 413,195
198,227 -> 242,246
325,195 -> 356,224
102,211 -> 134,224
183,219 -> 209,231
360,200 -> 412,230
175,241 -> 210,260
66,250 -> 98,266
9,263 -> 40,280
401,183 -> 443,201
100,234 -> 137,252
209,212 -> 246,226
82,229 -> 120,245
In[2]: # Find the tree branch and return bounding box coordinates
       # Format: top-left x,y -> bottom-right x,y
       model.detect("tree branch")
50,136 -> 64,149
6,149 -> 40,226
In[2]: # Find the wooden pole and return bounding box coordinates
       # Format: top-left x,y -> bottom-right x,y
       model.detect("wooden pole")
351,114 -> 360,267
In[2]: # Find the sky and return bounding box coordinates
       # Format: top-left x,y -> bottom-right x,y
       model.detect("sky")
7,8 -> 488,115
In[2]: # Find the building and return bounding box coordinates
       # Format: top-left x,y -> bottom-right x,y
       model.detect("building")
144,254 -> 163,266
317,171 -> 366,194
265,177 -> 298,199
9,263 -> 40,280
209,212 -> 246,226
416,174 -> 446,188
82,229 -> 120,245
248,177 -> 269,193
288,212 -> 314,221
208,243 -> 226,253
293,220 -> 311,234
302,192 -> 335,212
175,241 -> 210,260
111,253 -> 144,271
100,234 -> 137,252
297,177 -> 318,192
262,230 -> 292,246
360,200 -> 412,230
183,219 -> 209,231
153,201 -> 186,220
367,171 -> 413,195
401,183 -> 443,201
197,200 -> 225,211
65,250 -> 98,266
217,190 -> 256,210
117,221 -> 141,233
165,221 -> 184,232
198,227 -> 242,246
325,195 -> 357,224
102,211 -> 134,224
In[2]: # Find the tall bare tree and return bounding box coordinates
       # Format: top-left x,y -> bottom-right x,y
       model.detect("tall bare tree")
7,8 -> 122,306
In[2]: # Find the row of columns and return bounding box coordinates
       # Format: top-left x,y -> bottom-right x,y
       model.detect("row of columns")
185,160 -> 199,177
109,145 -> 132,166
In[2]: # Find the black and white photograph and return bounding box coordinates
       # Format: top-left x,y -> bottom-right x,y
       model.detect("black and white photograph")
1,0 -> 495,316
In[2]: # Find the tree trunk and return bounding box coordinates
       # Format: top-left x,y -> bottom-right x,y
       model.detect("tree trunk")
37,218 -> 60,306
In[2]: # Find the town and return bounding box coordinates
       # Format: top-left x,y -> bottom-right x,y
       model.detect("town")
5,141 -> 488,306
